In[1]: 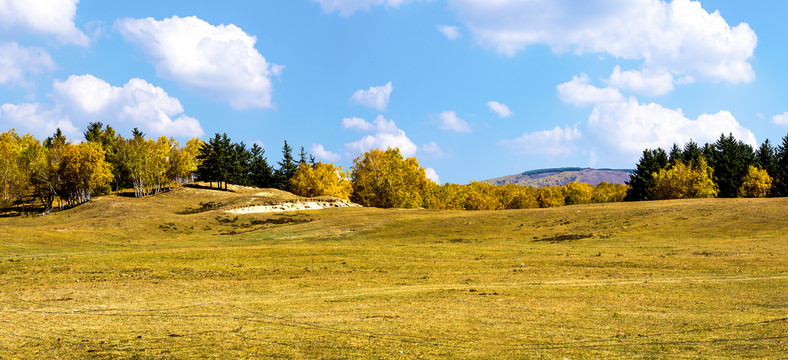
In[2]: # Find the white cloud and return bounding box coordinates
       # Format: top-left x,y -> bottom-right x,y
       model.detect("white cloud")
424,167 -> 440,184
606,66 -> 674,96
0,102 -> 78,140
501,125 -> 581,156
0,42 -> 56,88
448,0 -> 757,84
313,0 -> 414,16
341,117 -> 375,132
557,73 -> 623,107
342,115 -> 397,133
437,25 -> 461,40
588,97 -> 757,158
116,15 -> 282,109
0,0 -> 89,46
421,141 -> 444,157
436,110 -> 471,132
350,82 -> 392,111
312,143 -> 341,162
772,112 -> 788,126
487,100 -> 512,118
52,74 -> 203,138
344,115 -> 417,157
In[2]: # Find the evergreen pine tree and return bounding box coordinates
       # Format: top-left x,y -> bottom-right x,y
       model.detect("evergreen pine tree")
668,144 -> 682,165
682,139 -> 703,164
248,143 -> 273,188
774,134 -> 788,196
625,148 -> 669,201
276,141 -> 298,190
755,139 -> 777,179
709,133 -> 755,198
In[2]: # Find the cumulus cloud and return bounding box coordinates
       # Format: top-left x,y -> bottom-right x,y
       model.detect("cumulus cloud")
350,82 -> 392,111
437,25 -> 461,40
0,102 -> 78,139
772,112 -> 788,126
312,143 -> 342,162
116,15 -> 282,109
557,74 -> 623,107
313,0 -> 414,16
52,74 -> 203,137
0,42 -> 56,88
344,115 -> 417,157
421,141 -> 444,157
0,0 -> 89,46
436,110 -> 471,132
501,125 -> 581,156
424,167 -> 440,184
487,100 -> 512,118
342,117 -> 374,132
606,66 -> 675,96
448,0 -> 757,84
588,97 -> 757,158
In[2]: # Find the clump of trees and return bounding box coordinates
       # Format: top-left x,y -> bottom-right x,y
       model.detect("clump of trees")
0,123 -> 203,214
285,147 -> 629,210
195,134 -> 312,191
626,133 -> 788,200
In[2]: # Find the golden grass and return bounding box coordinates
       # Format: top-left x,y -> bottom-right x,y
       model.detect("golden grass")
0,186 -> 786,359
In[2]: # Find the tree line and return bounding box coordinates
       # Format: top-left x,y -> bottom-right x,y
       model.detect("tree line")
4,125 -> 786,215
287,147 -> 629,210
194,133 -> 314,191
0,123 -> 203,213
626,133 -> 788,200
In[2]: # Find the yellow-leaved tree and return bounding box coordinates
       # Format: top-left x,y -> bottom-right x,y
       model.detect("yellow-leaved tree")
738,165 -> 772,197
290,162 -> 353,200
350,148 -> 432,208
652,158 -> 717,200
591,182 -> 629,203
537,186 -> 565,208
59,142 -> 113,206
563,182 -> 594,205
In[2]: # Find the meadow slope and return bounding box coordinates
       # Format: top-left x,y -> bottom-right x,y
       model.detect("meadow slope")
0,186 -> 786,359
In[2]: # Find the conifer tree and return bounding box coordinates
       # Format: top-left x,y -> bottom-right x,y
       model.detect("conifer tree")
276,140 -> 298,190
774,134 -> 788,196
708,133 -> 755,198
625,148 -> 669,201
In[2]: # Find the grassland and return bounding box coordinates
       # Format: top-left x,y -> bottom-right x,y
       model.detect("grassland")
0,185 -> 786,359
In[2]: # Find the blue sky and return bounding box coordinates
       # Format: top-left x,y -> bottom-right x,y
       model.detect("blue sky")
1,0 -> 787,184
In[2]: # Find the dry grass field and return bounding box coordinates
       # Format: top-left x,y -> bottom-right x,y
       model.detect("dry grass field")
0,185 -> 786,359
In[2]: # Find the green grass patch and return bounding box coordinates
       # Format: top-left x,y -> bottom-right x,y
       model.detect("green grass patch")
0,187 -> 786,358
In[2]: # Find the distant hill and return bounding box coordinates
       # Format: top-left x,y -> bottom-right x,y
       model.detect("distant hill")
485,167 -> 633,188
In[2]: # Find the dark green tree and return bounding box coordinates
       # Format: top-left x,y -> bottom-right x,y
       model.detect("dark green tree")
707,133 -> 755,198
625,148 -> 669,201
298,146 -> 309,165
774,134 -> 788,196
248,143 -> 273,188
197,133 -> 221,188
668,143 -> 683,165
755,139 -> 777,178
43,128 -> 67,148
275,140 -> 298,190
131,127 -> 145,138
682,139 -> 703,164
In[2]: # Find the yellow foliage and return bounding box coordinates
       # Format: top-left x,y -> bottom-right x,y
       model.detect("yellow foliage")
350,148 -> 432,208
738,166 -> 772,198
537,186 -> 565,208
290,162 -> 353,200
652,158 -> 717,200
591,182 -> 629,203
564,182 -> 594,205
